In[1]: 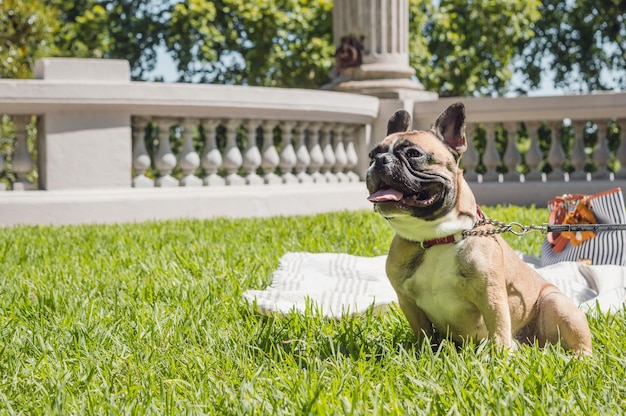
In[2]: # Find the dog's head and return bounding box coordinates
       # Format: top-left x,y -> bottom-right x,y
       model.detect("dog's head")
366,102 -> 473,241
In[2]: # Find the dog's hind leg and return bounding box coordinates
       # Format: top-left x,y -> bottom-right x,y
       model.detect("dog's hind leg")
536,288 -> 593,356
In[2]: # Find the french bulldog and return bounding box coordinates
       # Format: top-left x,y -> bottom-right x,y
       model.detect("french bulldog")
366,103 -> 592,355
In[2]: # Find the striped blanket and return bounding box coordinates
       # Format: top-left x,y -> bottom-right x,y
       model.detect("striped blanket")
243,252 -> 626,318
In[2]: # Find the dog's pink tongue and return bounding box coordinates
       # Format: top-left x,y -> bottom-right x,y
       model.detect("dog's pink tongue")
368,188 -> 404,202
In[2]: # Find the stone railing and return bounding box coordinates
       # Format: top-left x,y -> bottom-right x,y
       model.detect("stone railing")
0,58 -> 381,225
0,58 -> 378,191
413,95 -> 626,206
131,116 -> 365,188
0,58 -> 625,225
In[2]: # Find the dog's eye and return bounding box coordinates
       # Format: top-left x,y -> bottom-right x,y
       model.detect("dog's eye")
405,148 -> 423,159
368,146 -> 384,163
369,145 -> 387,162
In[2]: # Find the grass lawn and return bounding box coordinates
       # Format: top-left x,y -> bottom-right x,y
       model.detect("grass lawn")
0,206 -> 625,414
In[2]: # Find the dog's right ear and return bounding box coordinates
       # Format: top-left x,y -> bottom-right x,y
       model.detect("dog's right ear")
387,109 -> 412,135
432,102 -> 466,156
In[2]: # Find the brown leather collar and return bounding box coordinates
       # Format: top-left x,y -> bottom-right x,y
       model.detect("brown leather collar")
421,206 -> 485,248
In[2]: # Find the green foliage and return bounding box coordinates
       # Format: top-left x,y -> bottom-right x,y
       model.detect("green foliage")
519,0 -> 626,92
1,0 -> 624,94
52,0 -> 168,80
166,0 -> 334,87
0,0 -> 167,80
0,0 -> 60,78
0,115 -> 38,188
0,210 -> 625,413
409,0 -> 541,97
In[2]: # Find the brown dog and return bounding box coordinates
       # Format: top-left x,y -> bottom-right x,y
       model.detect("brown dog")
366,103 -> 592,355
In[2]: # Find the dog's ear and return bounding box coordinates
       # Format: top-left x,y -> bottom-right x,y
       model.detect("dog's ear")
432,102 -> 467,156
387,109 -> 412,135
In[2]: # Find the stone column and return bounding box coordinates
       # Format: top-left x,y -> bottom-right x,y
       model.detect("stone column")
35,58 -> 132,189
326,0 -> 438,152
325,0 -> 429,98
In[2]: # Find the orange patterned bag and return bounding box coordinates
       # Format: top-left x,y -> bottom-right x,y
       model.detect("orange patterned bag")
541,187 -> 626,266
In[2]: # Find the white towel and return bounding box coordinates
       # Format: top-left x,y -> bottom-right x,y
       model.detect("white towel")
243,252 -> 626,318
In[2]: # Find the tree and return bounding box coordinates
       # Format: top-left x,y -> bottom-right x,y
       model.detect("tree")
2,0 -> 623,95
408,0 -> 541,97
0,0 -> 59,78
52,0 -> 168,80
166,0 -> 334,88
517,0 -> 626,92
0,0 -> 167,80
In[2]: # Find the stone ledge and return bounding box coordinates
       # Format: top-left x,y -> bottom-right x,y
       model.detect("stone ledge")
0,183 -> 373,226
1,180 -> 623,226
471,179 -> 626,208
0,80 -> 380,123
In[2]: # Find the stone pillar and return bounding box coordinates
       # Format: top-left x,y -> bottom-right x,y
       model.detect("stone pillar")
326,0 -> 431,99
326,0 -> 438,150
35,58 -> 132,190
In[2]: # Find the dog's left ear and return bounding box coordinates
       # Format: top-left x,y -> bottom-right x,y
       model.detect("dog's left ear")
432,102 -> 467,157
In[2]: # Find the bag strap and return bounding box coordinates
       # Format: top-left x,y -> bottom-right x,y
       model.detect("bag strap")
547,198 -> 566,243
545,188 -> 622,253
546,197 -> 571,252
585,187 -> 622,200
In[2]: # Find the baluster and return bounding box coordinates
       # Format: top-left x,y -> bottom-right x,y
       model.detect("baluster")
482,123 -> 500,182
462,123 -> 479,182
179,118 -> 202,187
155,118 -> 178,187
592,120 -> 612,180
616,119 -> 626,179
293,122 -> 312,183
307,122 -> 326,183
201,119 -> 225,186
524,121 -> 543,181
12,115 -> 36,190
261,120 -> 281,185
332,124 -> 349,182
344,125 -> 360,182
569,120 -> 589,181
0,151 -> 4,190
223,119 -> 245,186
279,121 -> 298,184
321,125 -> 337,183
503,122 -> 521,182
131,116 -> 153,187
547,121 -> 566,181
242,119 -> 263,185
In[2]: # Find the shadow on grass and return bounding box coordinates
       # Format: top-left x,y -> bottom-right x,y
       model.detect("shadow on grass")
241,301 -> 490,369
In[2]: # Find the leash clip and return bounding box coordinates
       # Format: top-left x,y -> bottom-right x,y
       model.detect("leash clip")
507,222 -> 549,235
507,222 -> 527,236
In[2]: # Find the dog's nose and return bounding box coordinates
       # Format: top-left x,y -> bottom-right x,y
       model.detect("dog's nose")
375,153 -> 393,167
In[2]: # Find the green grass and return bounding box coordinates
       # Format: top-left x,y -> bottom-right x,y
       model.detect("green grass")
0,206 -> 625,415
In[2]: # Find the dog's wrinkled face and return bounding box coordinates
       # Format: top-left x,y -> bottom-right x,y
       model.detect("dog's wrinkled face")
366,132 -> 458,220
366,103 -> 467,225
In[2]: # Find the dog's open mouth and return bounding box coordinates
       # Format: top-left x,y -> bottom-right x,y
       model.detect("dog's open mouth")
367,184 -> 443,208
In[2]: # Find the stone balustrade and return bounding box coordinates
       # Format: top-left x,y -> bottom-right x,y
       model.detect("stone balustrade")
0,59 -> 378,191
130,117 -> 364,188
456,118 -> 624,183
0,58 -> 625,225
410,95 -> 626,206
412,95 -> 626,184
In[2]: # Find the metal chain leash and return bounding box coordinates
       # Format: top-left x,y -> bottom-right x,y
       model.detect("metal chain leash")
462,218 -> 541,238
462,218 -> 626,238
